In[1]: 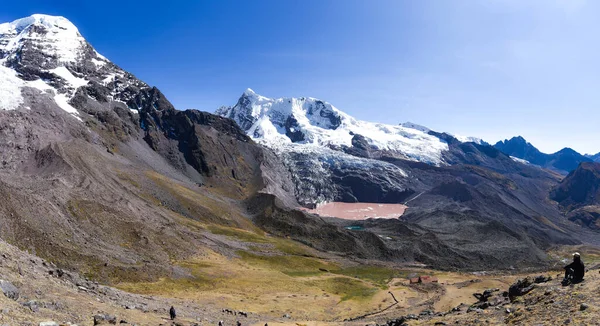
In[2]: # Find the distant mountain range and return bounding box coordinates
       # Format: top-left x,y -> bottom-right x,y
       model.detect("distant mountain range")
585,152 -> 600,162
215,91 -> 597,176
215,90 -> 597,176
494,136 -> 599,174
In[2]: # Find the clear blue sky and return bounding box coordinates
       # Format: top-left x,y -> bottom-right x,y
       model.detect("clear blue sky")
2,0 -> 599,154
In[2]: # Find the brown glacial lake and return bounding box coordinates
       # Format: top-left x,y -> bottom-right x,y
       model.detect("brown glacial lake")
304,202 -> 407,220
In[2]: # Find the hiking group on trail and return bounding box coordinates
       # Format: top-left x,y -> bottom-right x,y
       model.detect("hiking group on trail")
563,252 -> 585,286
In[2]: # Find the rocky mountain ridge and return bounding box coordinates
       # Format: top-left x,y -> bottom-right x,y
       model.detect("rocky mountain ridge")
551,162 -> 600,230
585,152 -> 600,162
494,136 -> 592,174
216,90 -> 494,207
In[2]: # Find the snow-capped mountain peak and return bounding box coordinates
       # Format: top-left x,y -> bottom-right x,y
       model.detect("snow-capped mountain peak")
217,89 -> 449,165
0,14 -> 88,64
0,14 -> 147,117
1,14 -> 79,34
243,87 -> 258,96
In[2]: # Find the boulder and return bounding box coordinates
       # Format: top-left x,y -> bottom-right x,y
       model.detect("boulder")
93,314 -> 117,325
508,277 -> 535,301
473,288 -> 499,302
39,322 -> 59,326
23,300 -> 39,312
0,280 -> 19,300
384,317 -> 408,326
467,307 -> 484,313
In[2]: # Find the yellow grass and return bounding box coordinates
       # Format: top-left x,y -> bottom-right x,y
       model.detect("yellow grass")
116,248 -> 423,320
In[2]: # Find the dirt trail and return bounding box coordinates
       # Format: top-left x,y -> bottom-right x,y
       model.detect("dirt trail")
403,191 -> 425,205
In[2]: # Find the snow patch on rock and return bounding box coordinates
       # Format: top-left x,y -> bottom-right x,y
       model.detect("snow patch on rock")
510,156 -> 531,165
49,66 -> 88,89
54,93 -> 82,121
0,65 -> 24,110
454,135 -> 485,145
399,122 -> 431,133
24,78 -> 53,92
91,58 -> 106,67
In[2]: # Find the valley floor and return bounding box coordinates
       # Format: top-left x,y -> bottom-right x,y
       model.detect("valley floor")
3,233 -> 600,326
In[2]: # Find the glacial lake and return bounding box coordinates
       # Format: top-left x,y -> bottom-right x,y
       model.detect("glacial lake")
304,202 -> 407,220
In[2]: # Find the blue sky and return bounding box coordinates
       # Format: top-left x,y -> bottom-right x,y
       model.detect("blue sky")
2,0 -> 599,154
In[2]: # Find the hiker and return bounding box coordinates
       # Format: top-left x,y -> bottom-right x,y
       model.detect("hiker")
563,252 -> 585,285
169,306 -> 176,320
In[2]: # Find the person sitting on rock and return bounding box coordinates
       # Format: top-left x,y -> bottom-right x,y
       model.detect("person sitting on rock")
563,252 -> 585,285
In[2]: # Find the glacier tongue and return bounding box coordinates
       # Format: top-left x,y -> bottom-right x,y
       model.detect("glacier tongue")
217,90 -> 449,165
0,65 -> 24,110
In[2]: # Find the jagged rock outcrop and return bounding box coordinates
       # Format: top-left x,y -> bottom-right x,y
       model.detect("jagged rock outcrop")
551,162 -> 600,209
551,162 -> 600,229
134,86 -> 266,195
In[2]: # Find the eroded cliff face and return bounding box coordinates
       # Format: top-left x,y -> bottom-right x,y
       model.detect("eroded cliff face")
551,162 -> 600,230
130,86 -> 268,197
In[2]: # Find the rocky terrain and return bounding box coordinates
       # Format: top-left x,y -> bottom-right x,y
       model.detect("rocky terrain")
551,162 -> 600,230
0,14 -> 280,284
382,265 -> 600,326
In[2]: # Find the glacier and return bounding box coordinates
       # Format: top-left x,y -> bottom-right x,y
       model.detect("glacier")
217,88 -> 449,165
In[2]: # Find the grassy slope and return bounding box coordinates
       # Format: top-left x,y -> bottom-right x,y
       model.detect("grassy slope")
116,222 -> 418,320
